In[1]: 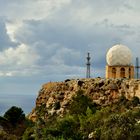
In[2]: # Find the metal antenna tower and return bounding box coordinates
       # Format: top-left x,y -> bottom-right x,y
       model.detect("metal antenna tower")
135,57 -> 140,79
86,52 -> 91,78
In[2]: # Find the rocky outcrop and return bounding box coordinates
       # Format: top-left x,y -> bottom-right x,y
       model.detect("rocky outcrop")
28,78 -> 140,121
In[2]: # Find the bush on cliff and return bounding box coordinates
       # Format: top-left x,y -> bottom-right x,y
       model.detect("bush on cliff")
69,90 -> 98,115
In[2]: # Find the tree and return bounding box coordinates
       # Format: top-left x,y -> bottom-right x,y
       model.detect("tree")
4,106 -> 25,126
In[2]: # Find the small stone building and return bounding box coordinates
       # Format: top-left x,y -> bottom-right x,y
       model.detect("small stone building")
106,44 -> 134,79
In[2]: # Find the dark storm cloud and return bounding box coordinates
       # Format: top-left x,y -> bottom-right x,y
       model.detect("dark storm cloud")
13,17 -> 139,72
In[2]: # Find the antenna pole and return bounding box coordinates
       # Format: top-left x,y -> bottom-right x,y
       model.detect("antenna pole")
86,52 -> 91,78
135,57 -> 140,79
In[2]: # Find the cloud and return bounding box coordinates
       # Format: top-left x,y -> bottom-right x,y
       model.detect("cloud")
0,0 -> 71,21
0,44 -> 40,76
0,0 -> 140,79
0,19 -> 16,50
0,44 -> 39,66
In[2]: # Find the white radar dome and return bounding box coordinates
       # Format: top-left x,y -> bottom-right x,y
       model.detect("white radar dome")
106,44 -> 132,66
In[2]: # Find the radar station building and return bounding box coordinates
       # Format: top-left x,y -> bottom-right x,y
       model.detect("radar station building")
106,44 -> 134,79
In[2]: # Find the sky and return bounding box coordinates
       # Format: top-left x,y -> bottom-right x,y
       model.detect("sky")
0,0 -> 140,114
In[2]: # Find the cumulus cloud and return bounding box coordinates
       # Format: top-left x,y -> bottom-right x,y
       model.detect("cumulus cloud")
0,44 -> 40,76
0,44 -> 38,66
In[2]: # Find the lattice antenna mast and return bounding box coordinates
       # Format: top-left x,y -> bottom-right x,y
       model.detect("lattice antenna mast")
86,52 -> 91,78
135,57 -> 140,79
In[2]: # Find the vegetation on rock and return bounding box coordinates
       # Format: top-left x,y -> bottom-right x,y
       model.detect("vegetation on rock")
23,90 -> 140,140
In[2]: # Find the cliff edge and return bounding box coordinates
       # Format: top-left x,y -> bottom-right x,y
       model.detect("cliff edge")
28,78 -> 140,121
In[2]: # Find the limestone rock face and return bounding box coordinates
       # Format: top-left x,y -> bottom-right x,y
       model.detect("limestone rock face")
28,78 -> 140,121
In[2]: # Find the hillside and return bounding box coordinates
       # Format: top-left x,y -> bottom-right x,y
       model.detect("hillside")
28,78 -> 140,122
1,78 -> 140,139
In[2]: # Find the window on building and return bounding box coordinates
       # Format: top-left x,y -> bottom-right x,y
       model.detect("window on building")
112,68 -> 116,78
129,68 -> 131,78
120,68 -> 125,78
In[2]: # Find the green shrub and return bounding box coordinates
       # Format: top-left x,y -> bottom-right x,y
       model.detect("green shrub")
131,96 -> 140,107
57,115 -> 82,140
0,130 -> 18,140
69,90 -> 97,115
22,127 -> 35,140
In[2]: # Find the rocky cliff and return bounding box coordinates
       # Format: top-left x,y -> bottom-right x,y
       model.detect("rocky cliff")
28,78 -> 140,121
